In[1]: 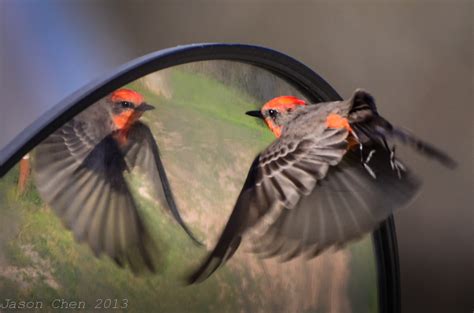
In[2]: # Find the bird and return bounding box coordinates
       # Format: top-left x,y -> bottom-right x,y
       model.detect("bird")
34,88 -> 200,273
187,89 -> 456,283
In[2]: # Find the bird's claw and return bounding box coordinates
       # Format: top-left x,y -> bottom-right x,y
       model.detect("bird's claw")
389,146 -> 406,179
360,143 -> 377,179
363,162 -> 377,179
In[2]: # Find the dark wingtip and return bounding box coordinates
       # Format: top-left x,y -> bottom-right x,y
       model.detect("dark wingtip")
151,143 -> 205,246
186,236 -> 242,285
185,257 -> 219,285
437,154 -> 458,170
183,226 -> 205,247
186,272 -> 202,285
167,208 -> 204,246
392,127 -> 458,170
185,267 -> 207,285
412,142 -> 458,169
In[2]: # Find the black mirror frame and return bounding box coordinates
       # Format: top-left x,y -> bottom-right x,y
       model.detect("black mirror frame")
0,43 -> 400,313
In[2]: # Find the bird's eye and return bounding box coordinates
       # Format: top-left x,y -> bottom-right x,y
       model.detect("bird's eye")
120,101 -> 134,109
268,109 -> 278,118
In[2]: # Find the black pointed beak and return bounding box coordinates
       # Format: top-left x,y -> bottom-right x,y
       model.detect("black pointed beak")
246,110 -> 264,119
136,103 -> 155,112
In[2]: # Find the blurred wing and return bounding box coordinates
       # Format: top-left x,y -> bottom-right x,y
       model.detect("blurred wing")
34,119 -> 157,273
251,147 -> 421,261
188,126 -> 349,283
124,122 -> 201,245
388,127 -> 457,168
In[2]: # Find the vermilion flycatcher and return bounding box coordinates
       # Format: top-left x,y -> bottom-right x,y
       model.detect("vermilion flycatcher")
188,89 -> 456,283
34,88 -> 199,273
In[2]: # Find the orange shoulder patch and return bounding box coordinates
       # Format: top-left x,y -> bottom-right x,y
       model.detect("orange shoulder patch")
326,113 -> 353,132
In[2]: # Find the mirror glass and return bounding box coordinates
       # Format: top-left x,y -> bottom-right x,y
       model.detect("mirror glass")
0,61 -> 378,313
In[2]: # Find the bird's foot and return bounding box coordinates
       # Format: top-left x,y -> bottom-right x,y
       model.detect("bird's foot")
389,146 -> 406,179
360,143 -> 377,179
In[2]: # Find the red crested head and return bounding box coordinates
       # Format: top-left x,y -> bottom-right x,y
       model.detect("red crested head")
108,89 -> 154,136
110,88 -> 144,106
261,96 -> 306,112
254,96 -> 307,138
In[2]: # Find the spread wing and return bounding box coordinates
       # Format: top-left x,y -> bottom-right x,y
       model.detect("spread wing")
249,147 -> 420,261
34,118 -> 157,273
124,122 -> 202,244
187,126 -> 350,283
